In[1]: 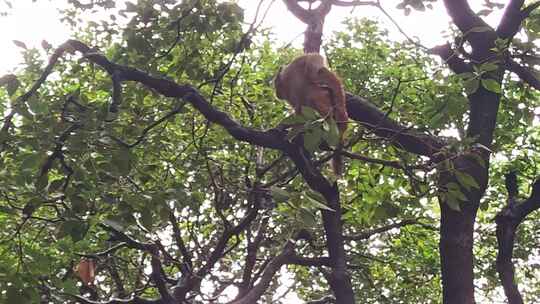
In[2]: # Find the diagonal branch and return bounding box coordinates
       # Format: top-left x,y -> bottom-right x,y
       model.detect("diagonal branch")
522,1 -> 540,17
497,0 -> 526,39
430,43 -> 473,74
344,219 -> 436,241
442,0 -> 489,33
229,241 -> 295,304
346,94 -> 445,157
505,57 -> 540,90
282,0 -> 331,24
497,1 -> 540,39
495,172 -> 540,304
442,0 -> 497,52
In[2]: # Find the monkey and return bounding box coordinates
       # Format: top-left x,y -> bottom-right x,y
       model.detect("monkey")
274,53 -> 348,175
74,258 -> 96,286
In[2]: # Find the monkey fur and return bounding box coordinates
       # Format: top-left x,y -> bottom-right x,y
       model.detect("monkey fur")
274,53 -> 348,175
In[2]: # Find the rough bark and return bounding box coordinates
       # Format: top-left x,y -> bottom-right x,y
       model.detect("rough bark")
438,1 -> 506,302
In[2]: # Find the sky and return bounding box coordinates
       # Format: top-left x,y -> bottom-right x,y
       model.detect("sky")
0,0 -> 504,74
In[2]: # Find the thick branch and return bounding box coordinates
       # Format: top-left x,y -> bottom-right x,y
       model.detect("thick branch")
344,219 -> 436,241
150,253 -> 174,303
522,1 -> 540,17
282,0 -> 331,24
505,58 -> 540,90
229,241 -> 295,304
168,210 -> 193,270
495,174 -> 540,304
443,0 -> 498,53
430,43 -> 473,74
64,40 -> 289,151
442,0 -> 489,33
289,255 -> 331,267
237,217 -> 269,298
346,94 -> 445,157
497,1 -> 540,39
497,0 -> 526,39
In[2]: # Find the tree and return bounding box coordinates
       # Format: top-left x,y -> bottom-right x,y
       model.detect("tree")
0,0 -> 540,303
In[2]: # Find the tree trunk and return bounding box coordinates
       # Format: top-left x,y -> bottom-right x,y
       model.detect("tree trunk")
439,196 -> 478,304
321,183 -> 355,304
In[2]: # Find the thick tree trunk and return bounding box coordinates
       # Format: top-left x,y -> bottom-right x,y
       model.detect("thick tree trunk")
439,195 -> 479,304
438,85 -> 498,303
320,184 -> 355,304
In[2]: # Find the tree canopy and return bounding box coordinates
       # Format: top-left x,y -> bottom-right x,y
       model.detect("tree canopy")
1,0 -> 540,303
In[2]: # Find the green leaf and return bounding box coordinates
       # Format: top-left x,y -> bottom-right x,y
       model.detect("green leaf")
454,171 -> 480,191
469,26 -> 491,33
23,197 -> 43,217
298,207 -> 317,227
464,78 -> 480,95
281,113 -> 307,125
140,207 -> 153,231
0,205 -> 16,214
6,286 -> 37,303
468,153 -> 487,168
70,195 -> 88,214
111,148 -> 133,175
477,9 -> 492,16
456,72 -> 474,80
35,173 -> 49,191
300,106 -> 320,120
481,78 -> 501,93
124,1 -> 137,12
271,187 -> 290,203
0,74 -> 20,96
323,118 -> 340,147
48,179 -> 65,193
448,188 -> 467,201
103,218 -> 127,232
27,95 -> 49,114
443,193 -> 461,211
58,220 -> 89,242
305,194 -> 335,212
21,153 -> 42,172
12,40 -> 27,49
60,279 -> 78,294
479,62 -> 499,72
304,129 -> 322,152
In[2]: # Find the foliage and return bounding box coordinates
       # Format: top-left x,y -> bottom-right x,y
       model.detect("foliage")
0,0 -> 539,303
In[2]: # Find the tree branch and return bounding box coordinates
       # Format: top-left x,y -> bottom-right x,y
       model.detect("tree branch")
430,43 -> 473,74
282,0 -> 331,24
505,57 -> 540,90
522,1 -> 540,17
495,173 -> 540,304
344,219 -> 436,241
497,0 -> 526,39
346,94 -> 445,157
331,0 -> 376,7
442,0 -> 489,33
229,241 -> 295,304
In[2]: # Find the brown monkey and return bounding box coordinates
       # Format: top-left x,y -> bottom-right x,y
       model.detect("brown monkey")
74,258 -> 96,286
274,53 -> 348,175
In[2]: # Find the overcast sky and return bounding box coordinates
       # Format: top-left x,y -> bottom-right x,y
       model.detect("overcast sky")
0,0 -> 505,74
